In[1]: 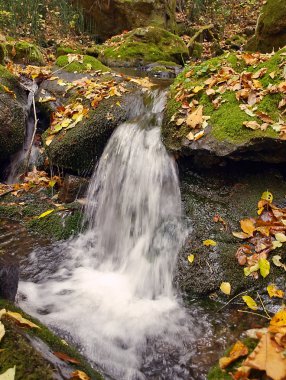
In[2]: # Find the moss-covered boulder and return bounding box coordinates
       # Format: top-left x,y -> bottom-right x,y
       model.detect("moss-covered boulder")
72,0 -> 176,40
178,163 -> 286,299
3,41 -> 44,65
0,65 -> 28,166
55,54 -> 110,73
0,300 -> 103,379
36,70 -> 142,173
163,48 -> 286,165
245,0 -> 286,53
99,26 -> 188,67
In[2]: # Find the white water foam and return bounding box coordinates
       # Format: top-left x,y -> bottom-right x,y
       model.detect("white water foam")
19,91 -> 197,380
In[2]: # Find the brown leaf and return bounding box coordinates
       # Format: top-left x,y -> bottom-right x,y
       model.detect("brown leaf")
70,370 -> 90,380
53,352 -> 81,364
186,105 -> 203,129
240,219 -> 256,236
243,121 -> 261,130
255,111 -> 274,124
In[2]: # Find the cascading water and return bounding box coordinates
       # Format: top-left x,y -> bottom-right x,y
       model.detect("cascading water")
19,91 -> 199,379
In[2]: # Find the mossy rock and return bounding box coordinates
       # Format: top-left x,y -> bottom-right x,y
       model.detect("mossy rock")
99,26 -> 188,67
163,47 -> 286,164
3,41 -> 44,65
245,0 -> 286,53
0,299 -> 104,379
56,46 -> 83,57
76,0 -> 176,40
55,54 -> 110,73
0,65 -> 28,165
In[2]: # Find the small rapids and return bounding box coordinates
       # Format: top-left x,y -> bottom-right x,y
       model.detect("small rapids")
19,91 -> 202,379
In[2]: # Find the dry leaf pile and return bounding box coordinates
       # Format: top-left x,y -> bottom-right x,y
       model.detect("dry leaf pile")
219,308 -> 286,380
232,191 -> 286,279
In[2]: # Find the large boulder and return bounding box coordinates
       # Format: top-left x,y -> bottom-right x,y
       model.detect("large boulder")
178,163 -> 286,299
74,0 -> 176,41
36,70 -> 143,173
0,65 -> 28,166
163,48 -> 286,166
99,26 -> 188,67
246,0 -> 286,53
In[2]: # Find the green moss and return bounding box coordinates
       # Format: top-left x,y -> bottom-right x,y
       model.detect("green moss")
56,46 -> 83,57
0,300 -> 104,380
100,26 -> 188,66
26,208 -> 83,240
207,338 -> 258,380
5,41 -> 44,65
55,54 -> 110,73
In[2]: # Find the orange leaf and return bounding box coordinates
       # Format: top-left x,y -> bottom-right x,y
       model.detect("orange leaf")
219,340 -> 248,369
53,352 -> 80,364
240,219 -> 256,236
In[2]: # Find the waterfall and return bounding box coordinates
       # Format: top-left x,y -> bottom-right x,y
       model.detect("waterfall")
19,91 -> 196,380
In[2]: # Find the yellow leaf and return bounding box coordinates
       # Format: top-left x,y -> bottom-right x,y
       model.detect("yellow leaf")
267,284 -> 284,298
45,135 -> 55,146
261,191 -> 273,203
38,209 -> 55,219
70,370 -> 90,380
232,231 -> 251,239
38,96 -> 56,103
272,240 -> 282,249
6,311 -> 40,329
186,131 -> 194,141
275,232 -> 286,242
244,264 -> 259,276
240,219 -> 255,236
193,85 -> 204,93
194,130 -> 204,140
187,254 -> 195,264
259,258 -> 270,278
0,366 -> 16,380
0,322 -> 5,342
203,239 -> 216,246
220,282 -> 231,295
270,308 -> 286,327
242,295 -> 258,310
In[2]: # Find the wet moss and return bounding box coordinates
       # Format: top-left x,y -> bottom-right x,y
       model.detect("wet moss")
56,46 -> 83,57
4,41 -> 44,65
0,300 -> 104,380
99,26 -> 188,66
55,55 -> 110,73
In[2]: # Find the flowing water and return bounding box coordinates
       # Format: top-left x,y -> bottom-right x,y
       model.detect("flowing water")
19,91 -> 201,379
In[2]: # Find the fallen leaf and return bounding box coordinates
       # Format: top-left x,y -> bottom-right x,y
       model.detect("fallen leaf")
275,232 -> 286,242
53,352 -> 80,364
6,311 -> 40,329
0,366 -> 16,380
187,254 -> 195,264
219,340 -> 248,369
240,219 -> 256,236
270,309 -> 286,327
259,258 -> 270,278
0,322 -> 5,342
261,191 -> 273,203
242,295 -> 258,310
243,121 -> 261,130
186,105 -> 204,129
232,231 -> 251,239
38,209 -> 55,219
272,255 -> 286,270
267,284 -> 284,298
220,282 -> 231,295
203,239 -> 217,246
70,370 -> 90,380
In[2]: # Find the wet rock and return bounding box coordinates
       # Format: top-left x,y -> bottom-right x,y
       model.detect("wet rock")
245,0 -> 286,53
1,40 -> 44,65
0,65 -> 28,167
145,62 -> 182,78
178,162 -> 286,298
72,0 -> 176,40
99,26 -> 189,67
58,174 -> 89,203
0,256 -> 19,301
55,54 -> 110,73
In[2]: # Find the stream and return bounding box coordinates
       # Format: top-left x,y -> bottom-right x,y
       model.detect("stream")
1,82 -> 266,380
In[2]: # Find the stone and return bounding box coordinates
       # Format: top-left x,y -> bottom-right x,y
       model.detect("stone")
99,26 -> 189,67
0,256 -> 19,301
245,0 -> 286,53
0,65 -> 28,168
73,0 -> 176,41
3,41 -> 44,65
58,174 -> 89,203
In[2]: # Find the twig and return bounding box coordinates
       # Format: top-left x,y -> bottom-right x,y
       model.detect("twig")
51,61 -> 73,76
257,292 -> 271,319
24,94 -> 38,174
217,290 -> 248,312
238,309 -> 271,320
